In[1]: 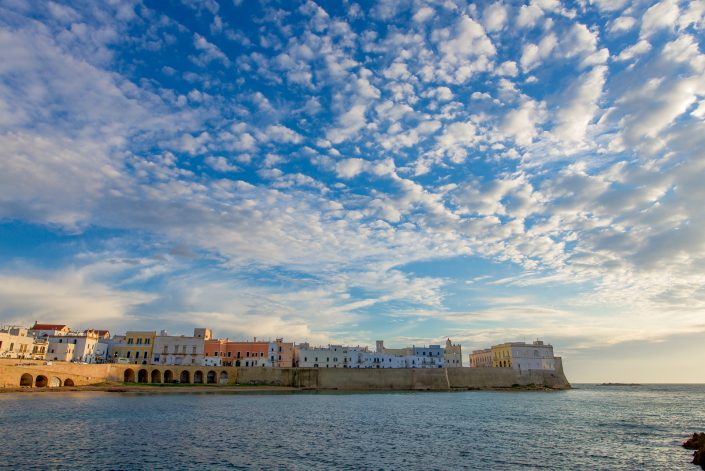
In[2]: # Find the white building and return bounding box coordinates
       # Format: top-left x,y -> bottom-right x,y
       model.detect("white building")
29,323 -> 70,339
509,340 -> 556,371
45,331 -> 101,363
152,328 -> 211,366
295,344 -> 357,368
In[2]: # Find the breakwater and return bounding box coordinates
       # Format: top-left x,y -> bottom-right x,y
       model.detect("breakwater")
0,357 -> 570,390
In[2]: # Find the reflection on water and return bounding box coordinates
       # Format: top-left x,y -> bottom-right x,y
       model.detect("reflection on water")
1,384 -> 703,470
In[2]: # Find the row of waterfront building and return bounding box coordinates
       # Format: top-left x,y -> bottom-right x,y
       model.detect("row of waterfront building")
0,322 -> 557,371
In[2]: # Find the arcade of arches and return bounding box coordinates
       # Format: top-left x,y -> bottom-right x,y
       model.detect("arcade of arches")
122,368 -> 229,385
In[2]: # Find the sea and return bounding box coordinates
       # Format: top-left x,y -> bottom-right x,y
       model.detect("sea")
0,384 -> 703,470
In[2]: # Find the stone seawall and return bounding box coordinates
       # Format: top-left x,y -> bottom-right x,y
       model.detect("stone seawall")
0,357 -> 570,390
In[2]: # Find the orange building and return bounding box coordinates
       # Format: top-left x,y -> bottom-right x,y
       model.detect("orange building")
205,339 -> 269,367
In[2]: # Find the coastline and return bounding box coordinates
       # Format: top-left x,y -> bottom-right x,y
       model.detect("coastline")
0,382 -> 561,394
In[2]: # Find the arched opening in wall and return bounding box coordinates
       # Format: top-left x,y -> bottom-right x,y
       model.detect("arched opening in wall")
20,373 -> 33,387
207,371 -> 216,384
138,369 -> 148,383
180,370 -> 190,384
219,371 -> 228,384
194,371 -> 204,384
63,378 -> 75,387
164,370 -> 173,383
151,370 -> 161,384
49,377 -> 61,388
35,375 -> 48,388
124,369 -> 135,383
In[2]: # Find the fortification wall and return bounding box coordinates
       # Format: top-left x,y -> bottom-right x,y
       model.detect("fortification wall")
0,358 -> 570,390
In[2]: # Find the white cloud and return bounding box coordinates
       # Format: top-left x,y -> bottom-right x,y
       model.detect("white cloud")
412,6 -> 434,23
483,2 -> 508,32
193,33 -> 230,66
615,40 -> 651,62
326,104 -> 368,144
516,3 -> 543,29
609,15 -> 637,33
640,0 -> 680,38
336,158 -> 367,178
500,99 -> 546,146
553,65 -> 607,144
265,124 -> 303,144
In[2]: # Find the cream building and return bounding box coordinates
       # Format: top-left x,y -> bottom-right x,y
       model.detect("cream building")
0,327 -> 36,359
152,328 -> 211,366
443,338 -> 463,367
491,340 -> 556,370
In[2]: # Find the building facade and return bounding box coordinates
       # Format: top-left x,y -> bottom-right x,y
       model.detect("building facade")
491,340 -> 556,370
29,323 -> 70,339
443,338 -> 463,367
204,338 -> 269,367
152,328 -> 211,366
469,348 -> 492,368
0,327 -> 36,359
46,331 -> 102,363
108,331 -> 156,364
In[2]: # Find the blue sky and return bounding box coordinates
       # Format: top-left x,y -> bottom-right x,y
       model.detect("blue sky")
1,0 -> 705,381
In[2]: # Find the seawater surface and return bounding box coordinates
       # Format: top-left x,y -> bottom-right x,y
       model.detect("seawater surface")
1,384 -> 704,470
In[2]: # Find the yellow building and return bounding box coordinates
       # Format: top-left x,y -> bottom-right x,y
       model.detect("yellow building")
491,343 -> 513,368
109,331 -> 156,365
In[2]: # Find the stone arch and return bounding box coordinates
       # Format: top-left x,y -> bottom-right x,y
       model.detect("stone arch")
35,375 -> 48,388
63,378 -> 75,387
138,369 -> 148,383
194,370 -> 204,384
207,370 -> 216,384
20,373 -> 33,387
164,369 -> 174,383
49,377 -> 61,388
180,370 -> 190,384
124,368 -> 135,382
151,369 -> 162,384
219,371 -> 228,385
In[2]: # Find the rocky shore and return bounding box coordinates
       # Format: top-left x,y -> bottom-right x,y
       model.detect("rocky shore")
683,433 -> 705,469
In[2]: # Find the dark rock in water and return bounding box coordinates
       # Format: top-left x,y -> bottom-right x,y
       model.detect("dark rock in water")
683,433 -> 705,469
684,433 -> 705,450
694,448 -> 705,469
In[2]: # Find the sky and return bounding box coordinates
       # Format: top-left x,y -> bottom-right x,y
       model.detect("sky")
1,0 -> 704,382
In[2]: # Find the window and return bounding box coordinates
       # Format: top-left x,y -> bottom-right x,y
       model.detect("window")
192,346 -> 196,354
127,338 -> 133,344
279,346 -> 282,352
215,351 -> 218,357
145,338 -> 150,345
237,352 -> 241,358
304,357 -> 307,362
9,343 -> 14,351
260,352 -> 264,357
278,355 -> 281,361
59,339 -> 63,343
246,352 -> 250,358
227,352 -> 231,357
144,352 -> 148,359
135,351 -> 140,359
163,346 -> 168,353
73,339 -> 77,344
137,338 -> 142,345
126,351 -> 131,358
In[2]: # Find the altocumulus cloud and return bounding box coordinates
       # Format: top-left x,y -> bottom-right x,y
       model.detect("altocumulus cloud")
1,1 -> 705,380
